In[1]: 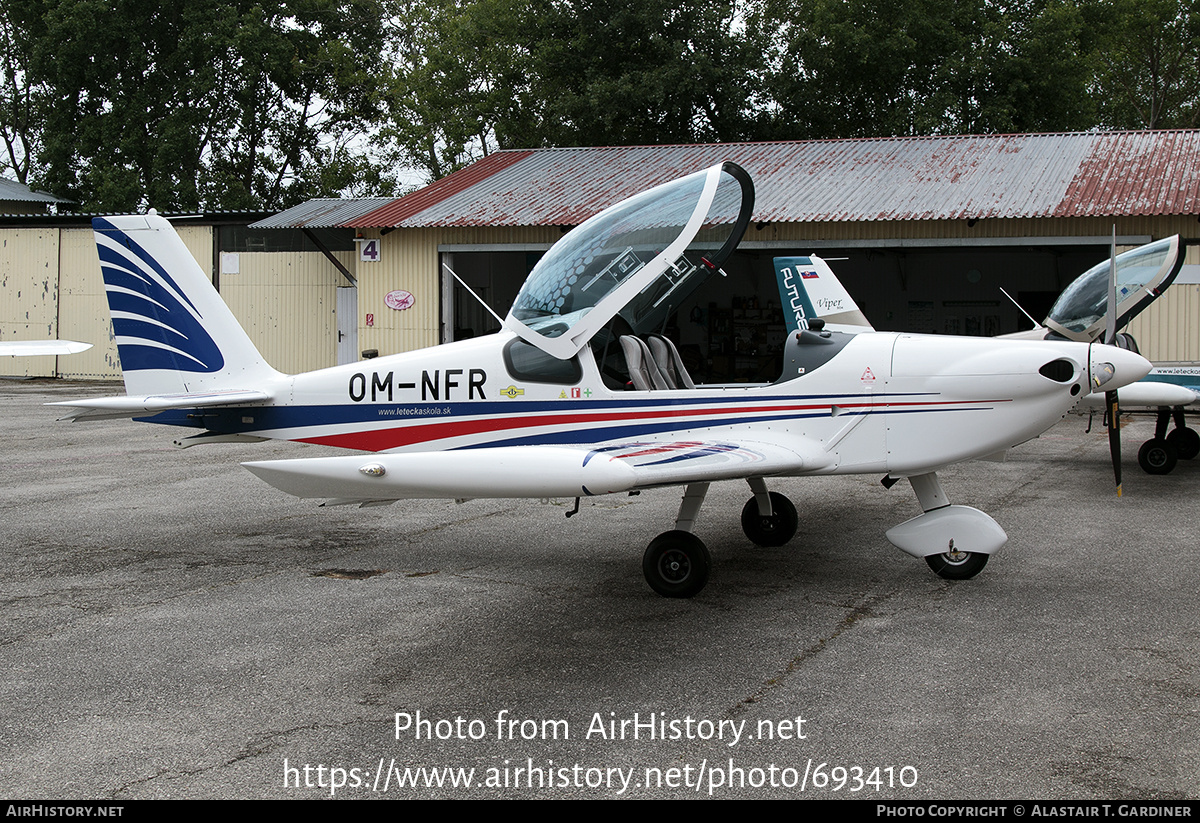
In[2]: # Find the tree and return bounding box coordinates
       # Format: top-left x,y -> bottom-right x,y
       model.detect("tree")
518,0 -> 764,148
753,0 -> 1096,139
1085,0 -> 1200,129
0,0 -> 45,184
378,0 -> 764,184
377,0 -> 532,182
22,0 -> 390,211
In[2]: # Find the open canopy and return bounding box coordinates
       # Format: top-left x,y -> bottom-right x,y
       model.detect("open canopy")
1045,235 -> 1184,343
503,162 -> 754,359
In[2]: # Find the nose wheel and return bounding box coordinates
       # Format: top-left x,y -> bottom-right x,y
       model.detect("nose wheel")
1137,438 -> 1178,474
1139,407 -> 1197,474
642,531 -> 711,598
924,548 -> 989,580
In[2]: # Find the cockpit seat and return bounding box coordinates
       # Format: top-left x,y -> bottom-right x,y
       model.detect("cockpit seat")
649,335 -> 696,389
619,336 -> 671,391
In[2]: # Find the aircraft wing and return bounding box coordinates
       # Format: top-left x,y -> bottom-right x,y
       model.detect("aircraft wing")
50,389 -> 274,421
243,432 -> 834,505
1076,381 -> 1198,410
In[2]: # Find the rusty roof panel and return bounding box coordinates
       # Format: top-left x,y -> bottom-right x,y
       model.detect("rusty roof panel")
349,151 -> 534,228
274,131 -> 1200,230
1056,131 -> 1200,217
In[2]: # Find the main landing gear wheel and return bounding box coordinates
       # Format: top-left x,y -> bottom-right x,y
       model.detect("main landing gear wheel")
643,531 -> 711,598
1167,427 -> 1200,461
740,492 -> 799,547
924,548 -> 989,580
1138,438 -> 1178,475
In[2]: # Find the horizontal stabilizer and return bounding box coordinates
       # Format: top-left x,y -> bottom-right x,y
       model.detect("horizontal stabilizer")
51,389 -> 273,421
0,340 -> 92,357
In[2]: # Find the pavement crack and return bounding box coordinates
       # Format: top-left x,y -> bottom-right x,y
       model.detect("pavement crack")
730,590 -> 898,717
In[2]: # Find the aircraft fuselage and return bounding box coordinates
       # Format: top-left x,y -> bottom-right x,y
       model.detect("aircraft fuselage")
151,329 -> 1119,481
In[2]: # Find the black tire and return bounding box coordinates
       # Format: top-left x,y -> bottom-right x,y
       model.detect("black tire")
740,492 -> 799,547
924,550 -> 989,580
1167,427 -> 1200,461
1138,438 -> 1177,475
642,531 -> 711,598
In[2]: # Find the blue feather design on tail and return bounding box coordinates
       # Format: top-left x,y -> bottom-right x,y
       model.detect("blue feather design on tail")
93,217 -> 224,373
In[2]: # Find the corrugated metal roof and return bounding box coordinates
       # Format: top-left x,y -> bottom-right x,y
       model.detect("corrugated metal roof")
352,150 -> 533,228
0,177 -> 71,204
271,131 -> 1200,229
249,197 -> 394,229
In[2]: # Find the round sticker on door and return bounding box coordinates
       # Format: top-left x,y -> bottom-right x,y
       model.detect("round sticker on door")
385,290 -> 415,311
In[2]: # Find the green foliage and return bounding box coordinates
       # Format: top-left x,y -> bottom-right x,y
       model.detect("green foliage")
20,0 -> 390,211
754,0 -> 1097,139
0,0 -> 46,184
1084,0 -> 1200,129
377,0 -> 532,182
519,0 -> 763,147
377,0 -> 762,182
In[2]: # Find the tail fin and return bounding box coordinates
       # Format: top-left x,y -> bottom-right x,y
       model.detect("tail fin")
773,256 -> 874,334
93,213 -> 283,395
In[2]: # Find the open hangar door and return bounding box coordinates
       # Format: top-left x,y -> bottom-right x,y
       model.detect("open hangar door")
441,250 -> 543,342
756,243 -> 1116,336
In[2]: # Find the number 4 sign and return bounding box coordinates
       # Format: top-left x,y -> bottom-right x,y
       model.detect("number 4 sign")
358,238 -> 380,263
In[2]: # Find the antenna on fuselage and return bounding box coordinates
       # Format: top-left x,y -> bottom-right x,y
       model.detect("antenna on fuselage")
442,261 -> 505,326
999,287 -> 1042,329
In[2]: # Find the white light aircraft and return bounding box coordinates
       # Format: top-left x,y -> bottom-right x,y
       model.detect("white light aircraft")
998,235 -> 1196,480
56,163 -> 1152,597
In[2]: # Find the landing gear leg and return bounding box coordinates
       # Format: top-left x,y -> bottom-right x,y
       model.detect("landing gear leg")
642,483 -> 711,598
1167,405 -> 1199,461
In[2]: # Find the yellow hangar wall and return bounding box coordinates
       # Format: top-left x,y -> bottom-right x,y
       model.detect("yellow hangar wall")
356,225 -> 562,357
218,249 -> 352,375
0,226 -> 62,378
0,224 -> 349,381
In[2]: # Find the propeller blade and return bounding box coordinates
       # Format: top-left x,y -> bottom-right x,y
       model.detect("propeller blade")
1104,227 -> 1123,496
1106,389 -> 1122,496
1105,226 -> 1117,345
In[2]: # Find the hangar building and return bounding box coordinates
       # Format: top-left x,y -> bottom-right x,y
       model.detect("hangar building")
255,131 -> 1200,384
